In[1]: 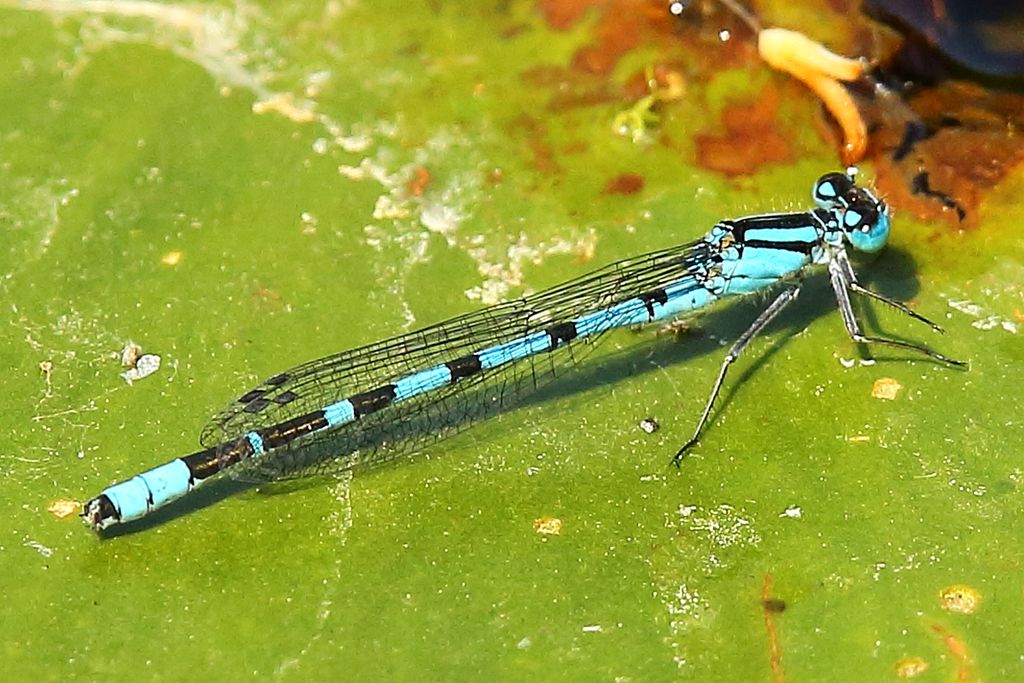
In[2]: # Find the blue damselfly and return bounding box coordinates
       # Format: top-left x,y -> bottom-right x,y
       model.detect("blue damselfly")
83,170 -> 963,533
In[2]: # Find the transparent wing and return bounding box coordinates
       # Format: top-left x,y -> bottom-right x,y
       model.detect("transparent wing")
199,238 -> 715,481
228,301 -> 642,482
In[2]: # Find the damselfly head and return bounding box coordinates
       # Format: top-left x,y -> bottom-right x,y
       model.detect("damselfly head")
813,172 -> 890,254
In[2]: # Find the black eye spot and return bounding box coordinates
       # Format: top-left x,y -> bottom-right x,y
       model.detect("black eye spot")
845,201 -> 878,232
814,172 -> 854,204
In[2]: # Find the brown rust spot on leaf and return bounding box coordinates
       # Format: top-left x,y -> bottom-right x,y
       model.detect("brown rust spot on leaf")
513,115 -> 562,175
761,573 -> 785,683
695,84 -> 795,176
405,166 -> 431,197
604,172 -> 644,195
537,0 -> 595,31
931,623 -> 974,682
538,0 -> 679,76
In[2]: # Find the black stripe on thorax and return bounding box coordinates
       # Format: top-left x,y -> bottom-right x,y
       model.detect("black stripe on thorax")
725,212 -> 816,239
742,239 -> 817,254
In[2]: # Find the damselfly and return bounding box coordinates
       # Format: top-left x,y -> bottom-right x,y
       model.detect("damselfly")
83,170 -> 964,533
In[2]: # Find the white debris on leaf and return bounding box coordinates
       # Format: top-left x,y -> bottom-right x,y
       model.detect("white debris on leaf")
946,297 -> 1018,334
420,202 -> 464,234
119,341 -> 160,384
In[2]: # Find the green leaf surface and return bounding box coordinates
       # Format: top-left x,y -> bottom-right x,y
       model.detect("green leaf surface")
1,1 -> 1021,681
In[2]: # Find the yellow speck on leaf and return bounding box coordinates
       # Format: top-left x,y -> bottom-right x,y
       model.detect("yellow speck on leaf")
871,377 -> 902,400
894,657 -> 929,678
940,584 -> 980,614
252,92 -> 316,123
533,516 -> 562,536
48,499 -> 80,519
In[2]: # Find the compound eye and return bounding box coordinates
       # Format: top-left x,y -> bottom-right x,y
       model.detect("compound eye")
813,172 -> 854,208
844,200 -> 890,254
843,202 -> 878,232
